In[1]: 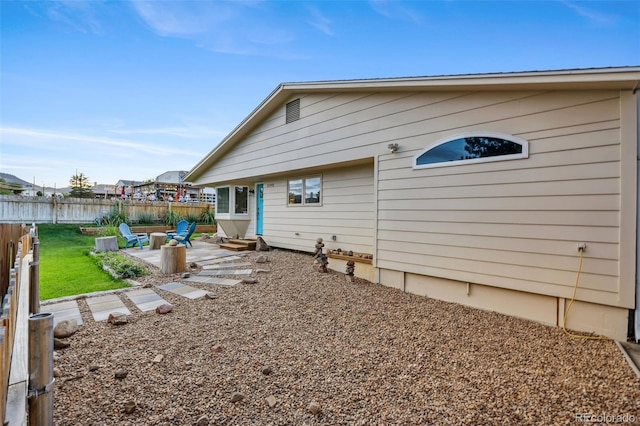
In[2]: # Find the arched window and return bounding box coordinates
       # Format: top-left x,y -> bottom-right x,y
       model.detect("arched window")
413,133 -> 529,169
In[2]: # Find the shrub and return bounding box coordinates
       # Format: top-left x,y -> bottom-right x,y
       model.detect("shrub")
94,252 -> 148,279
199,208 -> 216,225
185,213 -> 200,224
162,210 -> 182,227
136,213 -> 156,225
102,202 -> 128,226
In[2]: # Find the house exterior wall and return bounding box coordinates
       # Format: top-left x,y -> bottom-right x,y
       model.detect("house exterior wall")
246,163 -> 375,255
194,85 -> 637,339
375,89 -> 635,314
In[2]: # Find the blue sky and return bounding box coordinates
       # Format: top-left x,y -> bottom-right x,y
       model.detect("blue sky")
1,0 -> 639,189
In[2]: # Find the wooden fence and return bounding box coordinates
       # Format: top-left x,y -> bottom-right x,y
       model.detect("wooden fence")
0,195 -> 213,224
0,224 -> 31,425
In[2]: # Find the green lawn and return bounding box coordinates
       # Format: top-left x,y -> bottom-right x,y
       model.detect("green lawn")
38,224 -> 131,300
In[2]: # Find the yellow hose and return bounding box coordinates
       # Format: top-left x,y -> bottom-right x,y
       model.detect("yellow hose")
562,249 -> 610,340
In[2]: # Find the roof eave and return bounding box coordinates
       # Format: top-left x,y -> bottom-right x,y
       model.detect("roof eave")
185,67 -> 640,184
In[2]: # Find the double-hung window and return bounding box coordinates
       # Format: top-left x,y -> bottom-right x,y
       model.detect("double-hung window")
288,176 -> 321,206
216,185 -> 249,216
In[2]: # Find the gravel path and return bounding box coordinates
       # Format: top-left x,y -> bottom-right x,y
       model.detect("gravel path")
53,248 -> 640,425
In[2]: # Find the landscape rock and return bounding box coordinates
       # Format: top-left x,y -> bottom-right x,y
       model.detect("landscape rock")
266,395 -> 277,408
256,255 -> 268,263
230,392 -> 244,403
211,345 -> 223,353
53,367 -> 61,378
107,313 -> 128,325
255,236 -> 270,251
308,401 -> 321,415
242,277 -> 258,284
53,319 -> 78,338
153,354 -> 164,363
114,369 -> 128,380
124,401 -> 136,414
205,292 -> 217,299
54,338 -> 70,349
155,304 -> 173,314
196,415 -> 210,426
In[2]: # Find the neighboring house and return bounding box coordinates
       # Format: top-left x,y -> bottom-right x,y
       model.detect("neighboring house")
115,179 -> 142,198
185,67 -> 640,341
132,170 -> 206,201
92,183 -> 116,199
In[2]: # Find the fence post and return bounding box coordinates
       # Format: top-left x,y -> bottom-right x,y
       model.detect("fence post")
29,239 -> 40,314
28,312 -> 54,426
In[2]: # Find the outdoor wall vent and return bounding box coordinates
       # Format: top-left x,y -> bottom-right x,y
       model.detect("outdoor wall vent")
286,98 -> 300,124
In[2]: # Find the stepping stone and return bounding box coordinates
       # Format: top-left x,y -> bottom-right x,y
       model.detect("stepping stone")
183,276 -> 241,286
125,288 -> 169,312
157,282 -> 209,299
199,256 -> 243,265
198,269 -> 252,276
86,294 -> 131,322
202,262 -> 251,270
41,300 -> 84,327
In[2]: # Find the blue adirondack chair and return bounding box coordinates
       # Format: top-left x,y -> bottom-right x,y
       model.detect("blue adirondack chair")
118,223 -> 150,250
166,219 -> 189,240
171,222 -> 196,248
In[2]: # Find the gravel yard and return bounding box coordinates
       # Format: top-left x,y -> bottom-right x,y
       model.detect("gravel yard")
52,246 -> 640,425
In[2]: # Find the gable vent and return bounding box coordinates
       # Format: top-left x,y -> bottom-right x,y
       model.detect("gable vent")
286,98 -> 300,123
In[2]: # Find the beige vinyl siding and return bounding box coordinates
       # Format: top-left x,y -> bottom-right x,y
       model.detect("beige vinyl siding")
377,90 -> 629,308
259,164 -> 374,254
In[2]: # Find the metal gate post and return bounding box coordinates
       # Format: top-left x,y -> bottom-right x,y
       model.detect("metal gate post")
28,312 -> 54,426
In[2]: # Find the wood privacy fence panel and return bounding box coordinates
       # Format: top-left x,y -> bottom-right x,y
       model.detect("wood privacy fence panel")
0,196 -> 213,224
0,229 -> 30,425
0,224 -> 27,301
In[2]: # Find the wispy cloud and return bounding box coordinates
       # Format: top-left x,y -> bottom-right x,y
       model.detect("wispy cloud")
1,126 -> 189,157
306,5 -> 334,36
369,0 -> 423,24
107,125 -> 227,140
128,0 -> 299,57
560,0 -> 618,26
130,0 -> 235,37
31,0 -> 107,34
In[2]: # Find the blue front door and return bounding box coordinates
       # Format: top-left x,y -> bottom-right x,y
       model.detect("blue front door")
256,183 -> 264,235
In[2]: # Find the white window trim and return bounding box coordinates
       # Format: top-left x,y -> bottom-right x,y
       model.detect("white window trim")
216,185 -> 251,220
287,175 -> 322,207
412,132 -> 529,170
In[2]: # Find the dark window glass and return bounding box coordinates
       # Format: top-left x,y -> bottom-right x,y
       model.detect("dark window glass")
217,187 -> 229,214
416,137 -> 523,166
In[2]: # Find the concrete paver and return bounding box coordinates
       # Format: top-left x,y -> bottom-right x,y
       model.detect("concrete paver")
157,282 -> 209,299
202,262 -> 251,270
41,300 -> 83,327
86,294 -> 131,322
199,269 -> 252,276
183,276 -> 242,286
125,288 -> 169,312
